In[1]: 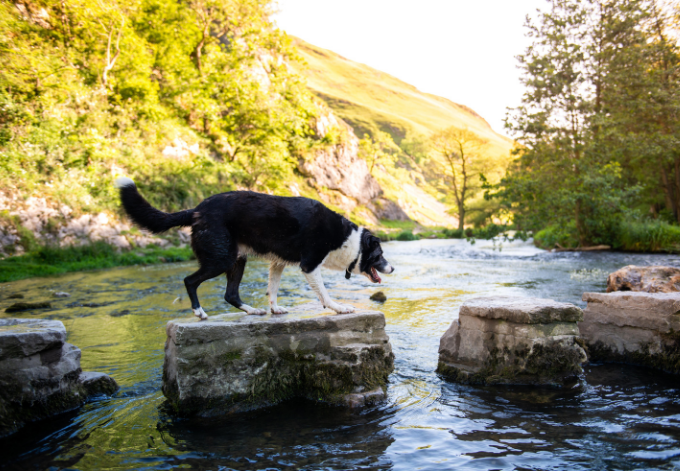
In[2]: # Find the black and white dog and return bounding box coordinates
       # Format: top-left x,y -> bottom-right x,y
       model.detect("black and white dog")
115,177 -> 394,320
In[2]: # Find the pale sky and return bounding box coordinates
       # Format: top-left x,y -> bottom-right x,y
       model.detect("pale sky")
274,0 -> 549,137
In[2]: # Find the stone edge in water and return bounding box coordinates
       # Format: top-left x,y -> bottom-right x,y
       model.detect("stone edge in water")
436,336 -> 587,389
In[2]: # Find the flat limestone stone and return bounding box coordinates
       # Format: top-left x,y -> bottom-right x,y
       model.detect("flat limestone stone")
581,291 -> 680,373
582,292 -> 680,331
0,319 -> 66,360
459,296 -> 584,324
162,303 -> 394,416
438,296 -> 586,388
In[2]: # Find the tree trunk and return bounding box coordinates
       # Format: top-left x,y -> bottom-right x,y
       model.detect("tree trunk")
192,22 -> 209,73
575,199 -> 586,247
674,158 -> 680,224
457,203 -> 465,231
661,168 -> 678,222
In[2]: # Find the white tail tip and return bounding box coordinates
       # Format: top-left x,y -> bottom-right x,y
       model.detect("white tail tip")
114,176 -> 135,189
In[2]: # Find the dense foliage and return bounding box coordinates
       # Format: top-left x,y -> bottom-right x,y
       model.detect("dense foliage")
497,0 -> 680,249
0,0 -> 324,214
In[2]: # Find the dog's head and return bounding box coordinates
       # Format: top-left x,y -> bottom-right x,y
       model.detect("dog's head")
357,229 -> 394,283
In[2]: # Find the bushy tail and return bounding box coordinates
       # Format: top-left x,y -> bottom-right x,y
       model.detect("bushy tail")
115,177 -> 195,234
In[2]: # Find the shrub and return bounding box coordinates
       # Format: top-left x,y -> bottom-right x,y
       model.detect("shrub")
396,230 -> 418,241
442,228 -> 464,238
533,222 -> 579,250
616,220 -> 680,252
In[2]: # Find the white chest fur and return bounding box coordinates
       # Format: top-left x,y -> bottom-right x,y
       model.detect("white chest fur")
322,227 -> 362,272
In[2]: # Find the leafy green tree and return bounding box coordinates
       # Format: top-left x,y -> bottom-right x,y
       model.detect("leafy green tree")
0,0 -> 324,207
430,127 -> 489,230
358,130 -> 399,175
498,0 -> 678,247
399,131 -> 429,164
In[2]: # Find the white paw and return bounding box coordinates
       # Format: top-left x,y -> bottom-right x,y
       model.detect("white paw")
328,303 -> 355,314
244,307 -> 267,316
271,305 -> 288,315
193,307 -> 208,320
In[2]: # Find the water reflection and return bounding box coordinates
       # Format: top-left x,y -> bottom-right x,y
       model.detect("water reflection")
157,400 -> 395,470
2,239 -> 680,469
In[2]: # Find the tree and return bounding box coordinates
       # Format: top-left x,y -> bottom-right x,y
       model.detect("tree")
358,130 -> 398,175
430,127 -> 488,230
497,0 -> 677,247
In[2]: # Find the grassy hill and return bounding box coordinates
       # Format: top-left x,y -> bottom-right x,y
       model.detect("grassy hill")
290,37 -> 514,228
290,38 -> 514,160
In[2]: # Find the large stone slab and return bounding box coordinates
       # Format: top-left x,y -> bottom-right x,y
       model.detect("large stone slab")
438,297 -> 586,388
0,319 -> 118,437
580,291 -> 680,373
607,265 -> 680,293
459,297 -> 584,324
162,305 -> 394,416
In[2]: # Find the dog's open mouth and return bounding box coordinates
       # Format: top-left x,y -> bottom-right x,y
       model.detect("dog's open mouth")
369,266 -> 382,283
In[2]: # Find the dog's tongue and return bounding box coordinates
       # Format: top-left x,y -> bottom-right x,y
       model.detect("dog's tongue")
371,267 -> 382,283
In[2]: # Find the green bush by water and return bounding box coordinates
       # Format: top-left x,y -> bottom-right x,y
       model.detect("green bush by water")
534,220 -> 680,252
396,231 -> 418,241
616,220 -> 680,252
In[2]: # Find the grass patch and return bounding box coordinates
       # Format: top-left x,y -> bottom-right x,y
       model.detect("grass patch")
378,219 -> 417,230
0,243 -> 194,283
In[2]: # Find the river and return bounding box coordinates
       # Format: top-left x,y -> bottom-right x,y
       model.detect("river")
2,238 -> 680,470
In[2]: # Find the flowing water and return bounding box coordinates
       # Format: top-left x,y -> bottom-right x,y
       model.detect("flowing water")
2,239 -> 680,470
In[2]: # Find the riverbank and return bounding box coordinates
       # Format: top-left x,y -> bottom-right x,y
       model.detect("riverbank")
0,243 -> 194,284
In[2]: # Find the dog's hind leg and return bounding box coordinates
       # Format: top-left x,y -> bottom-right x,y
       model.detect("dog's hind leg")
267,263 -> 288,314
225,257 -> 266,315
184,265 -> 225,320
303,267 -> 355,314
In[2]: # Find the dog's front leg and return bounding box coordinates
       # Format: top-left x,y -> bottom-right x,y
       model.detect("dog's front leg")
303,267 -> 355,314
268,263 -> 288,314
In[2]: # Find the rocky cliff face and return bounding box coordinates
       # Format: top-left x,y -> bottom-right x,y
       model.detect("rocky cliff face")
300,108 -> 409,224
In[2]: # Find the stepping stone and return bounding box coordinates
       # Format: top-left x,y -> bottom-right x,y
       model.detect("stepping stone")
162,305 -> 394,416
0,319 -> 118,438
581,291 -> 680,373
438,296 -> 586,388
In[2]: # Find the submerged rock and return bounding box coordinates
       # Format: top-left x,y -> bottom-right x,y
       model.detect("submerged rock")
580,291 -> 680,373
0,319 -> 118,438
437,297 -> 587,388
5,302 -> 51,313
162,306 -> 394,416
607,265 -> 680,293
370,291 -> 387,302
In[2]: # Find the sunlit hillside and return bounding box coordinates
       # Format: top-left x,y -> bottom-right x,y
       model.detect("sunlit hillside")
290,38 -> 514,161
290,37 -> 515,227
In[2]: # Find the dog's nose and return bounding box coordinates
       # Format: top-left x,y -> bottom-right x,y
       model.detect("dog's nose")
388,265 -> 394,274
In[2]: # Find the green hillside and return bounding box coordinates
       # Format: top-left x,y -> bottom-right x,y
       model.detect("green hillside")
290,38 -> 514,162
